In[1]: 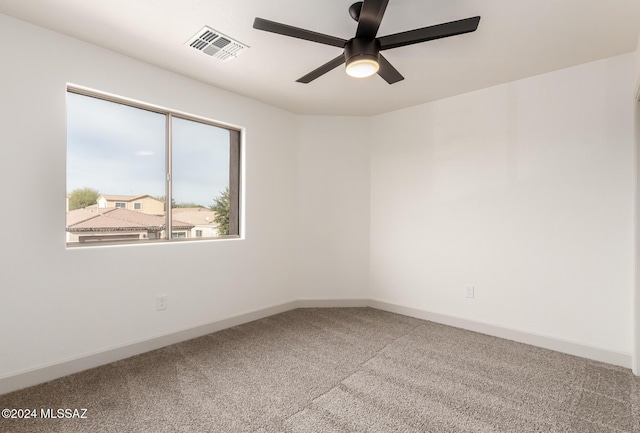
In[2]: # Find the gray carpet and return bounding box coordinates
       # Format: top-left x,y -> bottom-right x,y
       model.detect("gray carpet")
1,307 -> 638,432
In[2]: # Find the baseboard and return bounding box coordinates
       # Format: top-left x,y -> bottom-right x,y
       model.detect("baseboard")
1,297 -> 633,395
297,298 -> 369,308
368,299 -> 632,369
0,300 -> 299,396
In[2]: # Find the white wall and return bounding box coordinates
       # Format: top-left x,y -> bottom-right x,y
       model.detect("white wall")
1,11 -> 638,389
0,14 -> 301,380
296,116 -> 370,301
370,53 -> 636,355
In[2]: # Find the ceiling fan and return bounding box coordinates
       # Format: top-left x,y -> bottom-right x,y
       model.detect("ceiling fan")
253,0 -> 480,84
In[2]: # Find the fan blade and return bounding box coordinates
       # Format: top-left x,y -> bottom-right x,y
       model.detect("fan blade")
296,55 -> 346,83
377,54 -> 404,84
253,18 -> 346,48
379,16 -> 480,51
356,0 -> 389,39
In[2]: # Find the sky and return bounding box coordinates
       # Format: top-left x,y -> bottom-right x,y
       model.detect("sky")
66,92 -> 230,208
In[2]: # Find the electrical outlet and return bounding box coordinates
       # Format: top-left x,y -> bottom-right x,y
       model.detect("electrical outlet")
157,294 -> 168,311
465,286 -> 475,299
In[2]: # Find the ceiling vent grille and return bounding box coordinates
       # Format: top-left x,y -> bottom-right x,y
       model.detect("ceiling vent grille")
187,26 -> 248,62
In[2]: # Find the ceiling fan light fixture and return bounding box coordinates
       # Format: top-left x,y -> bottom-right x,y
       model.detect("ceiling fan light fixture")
346,57 -> 379,78
344,37 -> 380,79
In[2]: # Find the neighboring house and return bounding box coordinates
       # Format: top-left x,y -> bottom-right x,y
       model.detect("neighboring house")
171,207 -> 220,238
66,207 -> 193,243
96,194 -> 165,215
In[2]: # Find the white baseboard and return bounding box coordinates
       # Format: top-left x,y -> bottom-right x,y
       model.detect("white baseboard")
297,298 -> 369,308
0,300 -> 299,396
368,299 -> 632,369
1,298 -> 633,395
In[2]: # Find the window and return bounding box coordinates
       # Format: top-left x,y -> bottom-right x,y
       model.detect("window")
66,87 -> 241,246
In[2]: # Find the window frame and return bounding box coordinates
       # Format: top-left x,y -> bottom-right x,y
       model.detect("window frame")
66,85 -> 242,247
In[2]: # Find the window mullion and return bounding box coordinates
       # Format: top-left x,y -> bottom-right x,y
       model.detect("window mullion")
166,113 -> 172,240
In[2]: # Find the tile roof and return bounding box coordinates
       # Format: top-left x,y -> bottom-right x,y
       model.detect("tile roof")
66,206 -> 114,226
98,194 -> 162,203
66,207 -> 193,232
171,207 -> 219,226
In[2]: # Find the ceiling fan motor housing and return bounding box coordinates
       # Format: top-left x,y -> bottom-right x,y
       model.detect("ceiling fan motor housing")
349,2 -> 364,22
344,37 -> 380,65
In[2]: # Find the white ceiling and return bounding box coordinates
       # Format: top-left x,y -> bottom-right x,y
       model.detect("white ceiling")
2,0 -> 640,115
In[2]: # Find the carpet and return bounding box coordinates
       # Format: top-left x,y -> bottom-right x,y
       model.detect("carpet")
0,307 -> 638,432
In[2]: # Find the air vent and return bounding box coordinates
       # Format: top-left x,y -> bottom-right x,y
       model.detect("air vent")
187,26 -> 248,62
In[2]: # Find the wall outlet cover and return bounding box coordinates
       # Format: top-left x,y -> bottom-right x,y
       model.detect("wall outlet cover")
157,294 -> 168,311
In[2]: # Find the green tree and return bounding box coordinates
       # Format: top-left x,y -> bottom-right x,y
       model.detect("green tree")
173,202 -> 205,209
210,187 -> 230,236
68,187 -> 100,210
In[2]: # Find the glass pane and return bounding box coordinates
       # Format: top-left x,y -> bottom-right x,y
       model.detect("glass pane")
171,117 -> 230,239
66,92 -> 166,244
